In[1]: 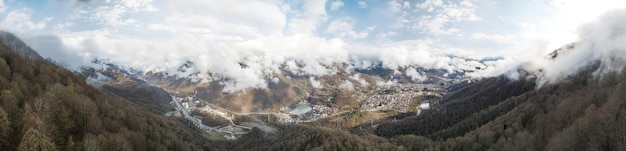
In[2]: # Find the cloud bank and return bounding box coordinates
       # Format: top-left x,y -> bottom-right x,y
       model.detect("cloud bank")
519,9 -> 626,86
1,0 -> 625,92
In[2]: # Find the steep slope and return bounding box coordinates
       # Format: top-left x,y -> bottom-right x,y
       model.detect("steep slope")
375,75 -> 536,137
0,32 -> 43,62
81,65 -> 174,114
359,62 -> 624,150
410,64 -> 626,151
0,35 -> 220,150
226,124 -> 390,150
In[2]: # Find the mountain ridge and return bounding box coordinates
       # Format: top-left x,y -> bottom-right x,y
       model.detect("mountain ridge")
0,32 -> 222,151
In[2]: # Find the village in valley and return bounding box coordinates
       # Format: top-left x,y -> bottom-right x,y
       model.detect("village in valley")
166,79 -> 449,140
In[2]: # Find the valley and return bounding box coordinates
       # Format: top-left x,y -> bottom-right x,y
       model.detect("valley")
1,1 -> 625,150
163,75 -> 451,140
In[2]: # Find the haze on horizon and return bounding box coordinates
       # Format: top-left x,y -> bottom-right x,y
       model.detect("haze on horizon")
0,0 -> 624,91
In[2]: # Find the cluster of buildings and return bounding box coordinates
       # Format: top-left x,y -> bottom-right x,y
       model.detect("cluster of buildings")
177,96 -> 202,113
167,80 -> 448,137
274,113 -> 297,123
298,105 -> 334,121
169,96 -> 251,140
355,83 -> 441,112
276,82 -> 446,122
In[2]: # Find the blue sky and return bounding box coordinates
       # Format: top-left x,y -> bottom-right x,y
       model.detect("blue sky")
0,0 -> 625,91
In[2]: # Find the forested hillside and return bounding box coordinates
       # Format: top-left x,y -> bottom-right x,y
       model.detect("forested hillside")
371,64 -> 626,150
0,35 -> 220,151
376,75 -> 536,138
80,66 -> 175,114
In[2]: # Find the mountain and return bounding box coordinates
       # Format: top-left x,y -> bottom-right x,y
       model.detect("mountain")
0,32 -> 222,150
80,63 -> 174,114
2,30 -> 625,150
0,32 -> 43,62
374,74 -> 536,138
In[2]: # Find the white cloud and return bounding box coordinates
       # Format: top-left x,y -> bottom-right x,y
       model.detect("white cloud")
22,34 -> 86,70
410,0 -> 479,35
550,0 -> 626,26
89,0 -> 157,27
26,24 -> 494,93
309,77 -> 322,88
403,1 -> 411,9
458,8 -> 626,86
405,67 -> 427,82
416,0 -> 443,12
0,9 -> 48,31
119,0 -> 158,12
0,0 -> 6,13
389,0 -> 410,13
53,22 -> 75,32
389,1 -> 401,13
339,80 -> 354,90
541,0 -> 626,50
287,0 -> 328,35
375,31 -> 397,41
330,0 -> 343,11
44,29 -> 349,92
525,9 -> 626,86
349,74 -> 369,86
165,0 -> 286,37
358,1 -> 367,8
345,38 -> 489,76
471,33 -> 513,44
414,15 -> 458,35
271,77 -> 280,84
324,18 -> 368,39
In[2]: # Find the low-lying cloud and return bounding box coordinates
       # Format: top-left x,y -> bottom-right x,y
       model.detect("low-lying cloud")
17,28 -> 499,92
7,1 -> 626,92
514,9 -> 626,86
